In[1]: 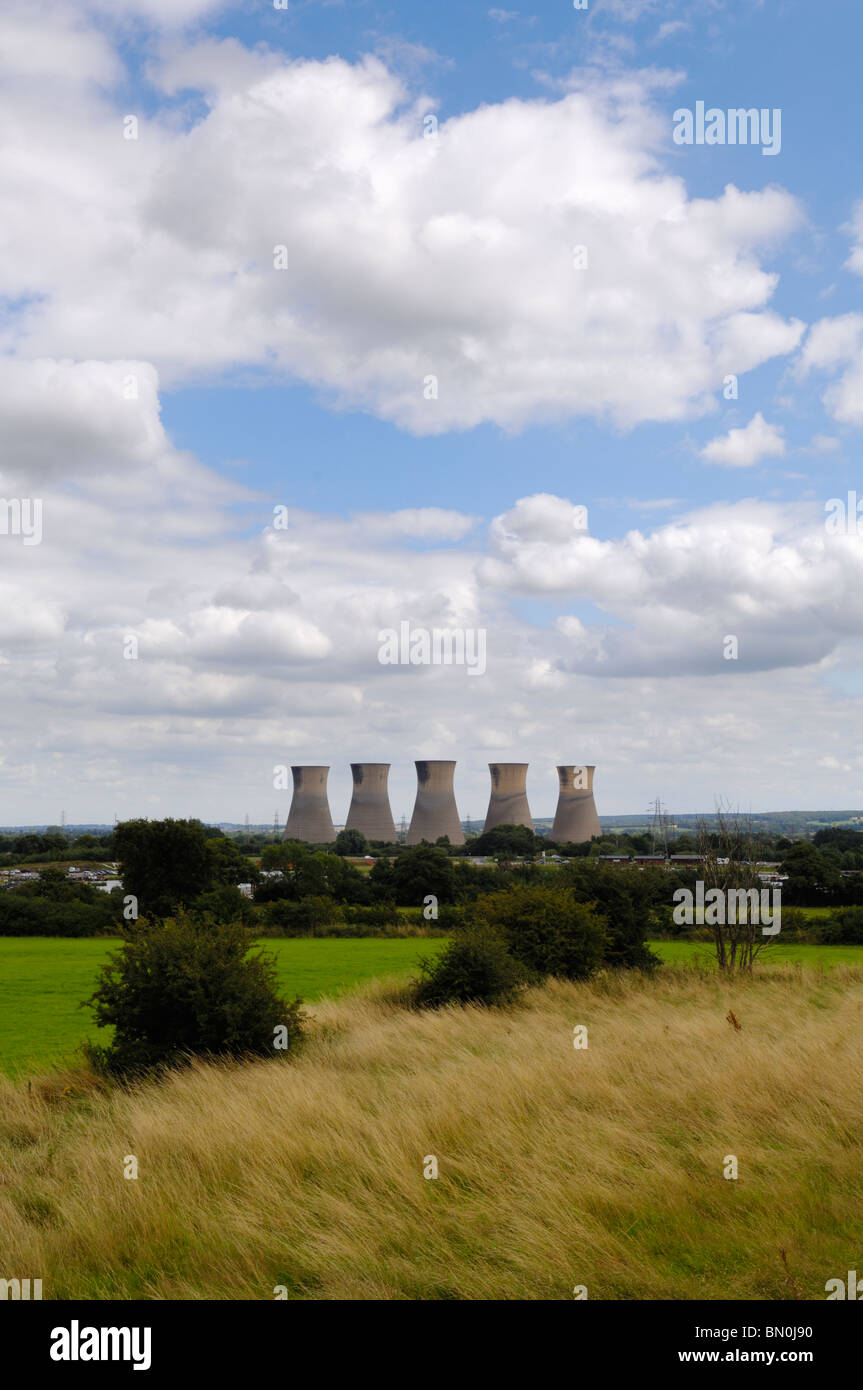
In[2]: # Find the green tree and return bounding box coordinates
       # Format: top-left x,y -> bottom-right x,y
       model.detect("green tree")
563,862 -> 660,970
84,912 -> 304,1076
191,883 -> 257,925
258,842 -> 360,900
391,845 -> 457,906
368,856 -> 397,903
813,827 -> 863,853
780,842 -> 842,906
206,835 -> 257,887
473,884 -> 606,980
473,824 -> 538,858
114,818 -> 213,918
334,828 -> 369,856
819,906 -> 863,944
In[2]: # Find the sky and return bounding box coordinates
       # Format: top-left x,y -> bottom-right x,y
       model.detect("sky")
2,0 -> 863,826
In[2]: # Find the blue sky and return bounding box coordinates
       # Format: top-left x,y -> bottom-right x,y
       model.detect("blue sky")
154,0 -> 861,520
3,0 -> 863,823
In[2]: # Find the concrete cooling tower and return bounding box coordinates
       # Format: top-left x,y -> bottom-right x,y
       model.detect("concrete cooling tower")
551,765 -> 602,843
483,763 -> 534,832
283,765 -> 336,843
407,760 -> 465,845
345,763 -> 397,842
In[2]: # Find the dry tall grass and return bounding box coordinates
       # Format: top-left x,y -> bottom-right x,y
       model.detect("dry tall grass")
1,965 -> 862,1300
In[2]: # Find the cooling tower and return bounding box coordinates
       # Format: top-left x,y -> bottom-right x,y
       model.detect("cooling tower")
551,765 -> 602,843
283,765 -> 336,843
483,763 -> 534,832
407,760 -> 465,845
345,763 -> 397,842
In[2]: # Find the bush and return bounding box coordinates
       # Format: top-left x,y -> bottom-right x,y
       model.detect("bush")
339,902 -> 399,930
433,903 -> 469,932
771,904 -> 808,941
190,884 -> 257,925
334,828 -> 369,856
564,863 -> 661,970
83,911 -> 304,1077
817,906 -> 863,945
391,845 -> 457,906
473,885 -> 607,980
0,886 -> 120,936
412,928 -> 527,1008
263,896 -> 341,935
472,823 -> 538,858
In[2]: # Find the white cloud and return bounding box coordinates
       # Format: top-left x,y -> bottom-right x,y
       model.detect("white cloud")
0,359 -> 165,480
0,12 -> 857,823
844,200 -> 863,277
4,378 -> 863,817
149,36 -> 285,95
700,412 -> 786,469
478,492 -> 863,678
0,8 -> 120,83
653,21 -> 691,42
807,434 -> 840,455
0,28 -> 804,434
796,313 -> 863,427
85,0 -> 232,29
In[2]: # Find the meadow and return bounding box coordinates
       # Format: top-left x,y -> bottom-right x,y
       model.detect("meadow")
2,935 -> 863,1076
0,937 -> 448,1077
1,965 -> 861,1299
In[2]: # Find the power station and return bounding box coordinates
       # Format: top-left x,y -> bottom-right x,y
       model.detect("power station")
551,764 -> 602,843
283,766 -> 336,843
279,759 -> 602,845
345,763 -> 397,841
483,763 -> 534,832
407,760 -> 465,845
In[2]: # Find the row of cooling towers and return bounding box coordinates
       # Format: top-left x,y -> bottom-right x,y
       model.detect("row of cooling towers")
282,762 -> 602,846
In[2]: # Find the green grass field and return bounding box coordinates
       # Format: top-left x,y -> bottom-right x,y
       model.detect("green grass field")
0,937 -> 448,1077
651,939 -> 863,967
1,935 -> 862,1077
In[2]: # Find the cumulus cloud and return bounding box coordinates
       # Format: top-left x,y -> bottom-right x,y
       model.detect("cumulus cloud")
796,313 -> 863,427
785,208 -> 863,427
0,9 -> 857,822
479,492 -> 863,677
0,22 -> 804,433
0,7 -> 121,83
700,412 -> 786,468
844,200 -> 863,277
0,359 -> 165,479
4,379 -> 863,816
85,0 -> 233,29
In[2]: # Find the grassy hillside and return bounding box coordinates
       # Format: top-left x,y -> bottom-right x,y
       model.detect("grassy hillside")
1,965 -> 861,1300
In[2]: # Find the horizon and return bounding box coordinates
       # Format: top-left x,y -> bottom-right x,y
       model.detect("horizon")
4,806 -> 862,834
